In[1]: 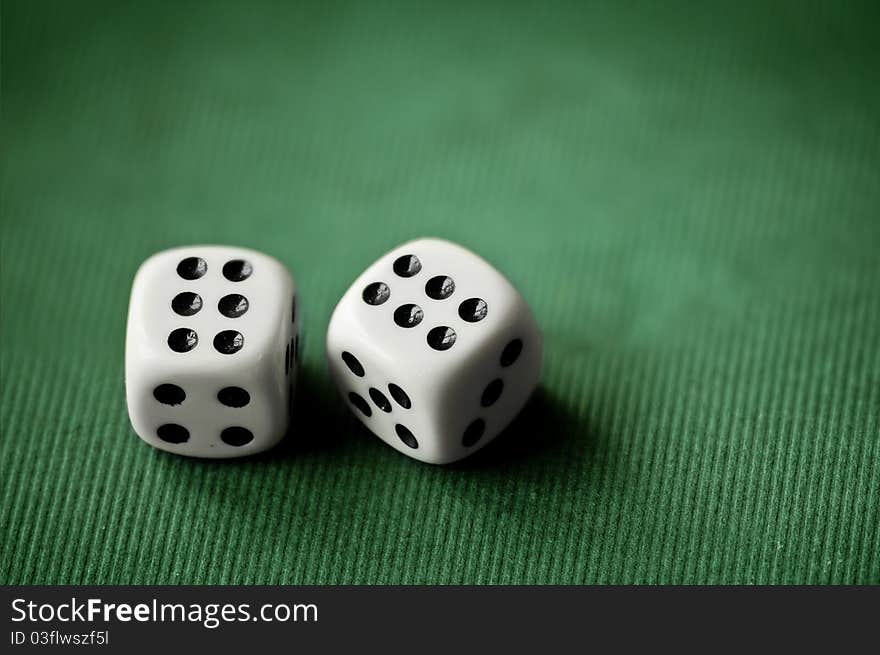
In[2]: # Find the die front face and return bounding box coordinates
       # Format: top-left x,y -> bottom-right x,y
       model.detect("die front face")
326,238 -> 542,464
125,246 -> 298,458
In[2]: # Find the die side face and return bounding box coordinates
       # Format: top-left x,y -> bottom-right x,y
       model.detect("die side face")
327,238 -> 543,464
437,302 -> 543,462
125,245 -> 297,458
326,328 -> 443,462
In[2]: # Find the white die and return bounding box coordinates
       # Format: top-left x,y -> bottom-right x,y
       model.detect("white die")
326,238 -> 542,464
125,245 -> 299,458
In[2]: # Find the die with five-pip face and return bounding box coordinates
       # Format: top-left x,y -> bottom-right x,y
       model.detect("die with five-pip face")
326,238 -> 542,464
125,238 -> 541,463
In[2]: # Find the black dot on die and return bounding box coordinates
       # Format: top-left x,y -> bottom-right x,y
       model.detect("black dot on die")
176,257 -> 207,280
218,386 -> 250,408
362,282 -> 391,306
481,378 -> 504,407
394,304 -> 424,328
462,419 -> 486,447
349,392 -> 372,417
222,259 -> 253,282
388,383 -> 411,409
213,330 -> 244,354
291,295 -> 297,323
426,326 -> 456,351
500,338 -> 523,367
395,424 -> 419,449
458,298 -> 488,323
425,275 -> 455,300
153,384 -> 185,405
218,294 -> 249,318
369,387 -> 392,413
171,292 -> 202,316
393,254 -> 422,278
157,423 -> 189,444
342,351 -> 365,377
220,426 -> 254,446
168,328 -> 198,353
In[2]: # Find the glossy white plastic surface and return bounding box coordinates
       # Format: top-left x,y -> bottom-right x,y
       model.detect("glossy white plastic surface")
125,245 -> 297,458
327,238 -> 542,464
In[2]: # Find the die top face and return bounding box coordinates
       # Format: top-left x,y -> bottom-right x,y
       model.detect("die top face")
126,245 -> 295,376
329,238 -> 529,378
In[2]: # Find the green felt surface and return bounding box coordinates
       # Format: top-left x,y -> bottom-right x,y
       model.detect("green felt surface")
1,0 -> 879,585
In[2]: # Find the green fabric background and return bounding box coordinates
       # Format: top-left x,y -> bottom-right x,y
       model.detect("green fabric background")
1,0 -> 878,585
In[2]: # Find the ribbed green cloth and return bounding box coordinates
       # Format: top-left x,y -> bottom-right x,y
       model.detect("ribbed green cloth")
1,0 -> 878,584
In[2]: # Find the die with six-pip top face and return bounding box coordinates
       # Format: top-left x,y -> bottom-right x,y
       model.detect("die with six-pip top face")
125,238 -> 541,464
326,238 -> 543,464
125,245 -> 299,458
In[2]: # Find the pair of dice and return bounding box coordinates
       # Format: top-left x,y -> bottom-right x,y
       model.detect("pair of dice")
125,238 -> 542,464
